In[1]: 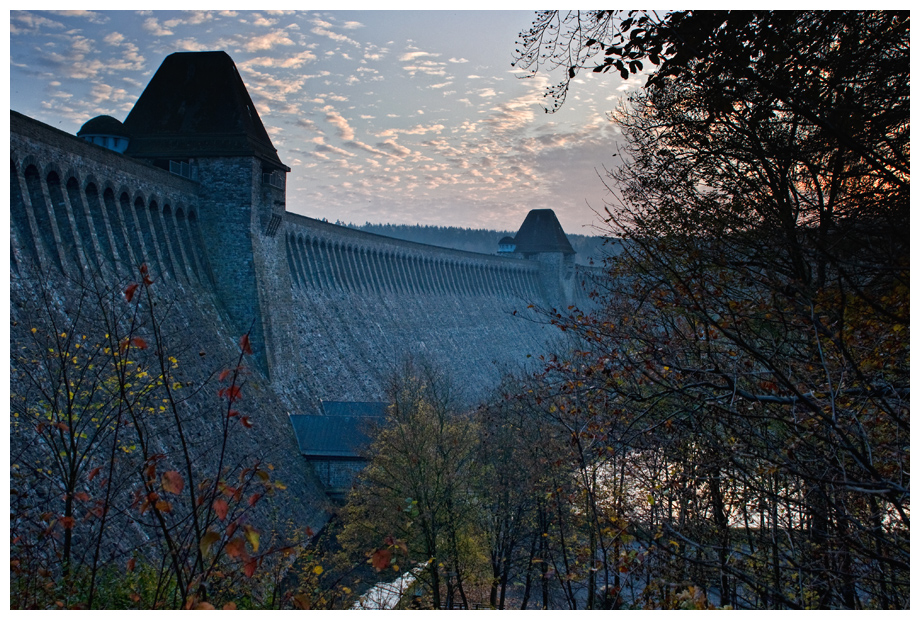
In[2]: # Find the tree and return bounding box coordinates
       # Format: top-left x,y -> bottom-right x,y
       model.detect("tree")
10,265 -> 284,609
513,10 -> 908,609
338,358 -> 478,609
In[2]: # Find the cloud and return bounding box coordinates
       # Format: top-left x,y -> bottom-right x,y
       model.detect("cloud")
10,11 -> 65,33
315,143 -> 353,158
399,50 -> 440,62
323,106 -> 355,140
342,21 -> 364,30
239,50 -> 317,69
163,11 -> 213,28
89,83 -> 130,104
377,139 -> 412,158
102,32 -> 124,45
49,10 -> 108,24
345,140 -> 391,158
297,118 -> 321,132
142,17 -> 173,36
448,57 -> 469,63
244,30 -> 295,52
310,18 -> 361,47
175,38 -> 210,52
377,124 -> 445,138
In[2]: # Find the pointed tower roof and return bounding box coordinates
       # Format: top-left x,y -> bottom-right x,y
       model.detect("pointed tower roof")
513,209 -> 576,255
123,51 -> 289,171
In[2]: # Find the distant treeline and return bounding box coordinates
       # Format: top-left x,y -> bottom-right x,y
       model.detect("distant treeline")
342,221 -> 620,266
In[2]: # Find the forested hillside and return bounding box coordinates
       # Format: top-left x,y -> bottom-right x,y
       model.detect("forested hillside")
342,221 -> 617,266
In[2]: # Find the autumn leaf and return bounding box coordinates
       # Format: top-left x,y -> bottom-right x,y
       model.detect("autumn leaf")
371,548 -> 392,571
243,558 -> 258,578
124,283 -> 139,302
219,368 -> 230,382
127,557 -> 136,572
88,466 -> 102,482
73,491 -> 90,502
292,594 -> 310,610
248,493 -> 261,507
60,516 -> 76,530
240,333 -> 253,355
225,537 -> 246,560
241,416 -> 253,428
194,602 -> 215,610
131,337 -> 148,350
222,603 -> 237,610
162,471 -> 184,495
243,524 -> 260,553
199,530 -> 221,556
155,500 -> 173,513
213,498 -> 229,521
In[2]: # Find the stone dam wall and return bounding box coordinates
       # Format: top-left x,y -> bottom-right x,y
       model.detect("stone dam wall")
10,110 -> 602,526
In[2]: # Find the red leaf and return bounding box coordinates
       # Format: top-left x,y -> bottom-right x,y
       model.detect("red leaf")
88,466 -> 102,482
243,558 -> 258,578
226,385 -> 242,402
155,500 -> 173,513
228,409 -> 239,418
247,493 -> 261,507
219,369 -> 230,382
131,337 -> 148,350
240,333 -> 253,355
139,263 -> 148,276
124,283 -> 139,302
74,492 -> 90,502
60,516 -> 76,530
161,471 -> 184,495
241,416 -> 253,428
225,537 -> 246,559
213,498 -> 229,521
371,548 -> 392,571
127,557 -> 136,572
222,603 -> 237,610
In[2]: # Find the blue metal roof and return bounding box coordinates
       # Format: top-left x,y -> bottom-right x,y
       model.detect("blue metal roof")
290,401 -> 387,458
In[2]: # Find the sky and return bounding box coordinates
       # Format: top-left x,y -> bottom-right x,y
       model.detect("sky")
9,9 -> 642,236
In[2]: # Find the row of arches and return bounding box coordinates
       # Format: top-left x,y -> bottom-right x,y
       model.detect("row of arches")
10,158 -> 210,287
285,231 -> 542,299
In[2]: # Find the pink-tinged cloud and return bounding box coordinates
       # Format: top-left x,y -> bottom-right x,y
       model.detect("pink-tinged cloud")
399,50 -> 440,62
345,140 -> 391,158
323,106 -> 355,140
240,52 -> 318,69
377,139 -> 412,158
310,23 -> 361,47
163,11 -> 213,28
244,30 -> 295,51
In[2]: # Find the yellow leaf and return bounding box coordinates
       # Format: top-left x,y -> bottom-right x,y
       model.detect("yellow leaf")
199,530 -> 221,556
312,565 -> 324,575
244,525 -> 260,553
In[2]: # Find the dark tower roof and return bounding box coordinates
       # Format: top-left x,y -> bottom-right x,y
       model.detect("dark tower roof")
512,209 -> 575,255
123,51 -> 289,171
78,115 -> 129,137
